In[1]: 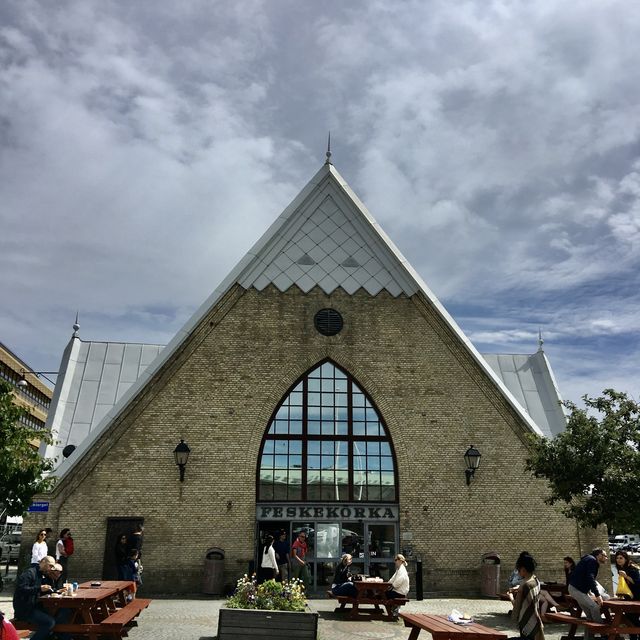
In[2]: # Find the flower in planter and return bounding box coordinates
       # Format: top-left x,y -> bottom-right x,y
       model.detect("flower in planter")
227,574 -> 307,611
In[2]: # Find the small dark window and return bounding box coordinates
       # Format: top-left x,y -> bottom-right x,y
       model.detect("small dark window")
314,308 -> 343,336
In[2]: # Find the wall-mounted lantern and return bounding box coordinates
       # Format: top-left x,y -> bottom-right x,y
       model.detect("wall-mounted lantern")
173,439 -> 191,482
464,445 -> 481,485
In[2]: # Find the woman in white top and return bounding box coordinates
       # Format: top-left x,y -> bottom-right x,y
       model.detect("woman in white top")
30,529 -> 49,566
259,534 -> 279,582
387,553 -> 410,617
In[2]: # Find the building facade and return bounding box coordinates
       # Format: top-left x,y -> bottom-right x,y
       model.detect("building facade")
23,163 -> 605,594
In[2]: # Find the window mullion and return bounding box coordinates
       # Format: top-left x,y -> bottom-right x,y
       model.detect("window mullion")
301,376 -> 308,500
347,376 -> 354,502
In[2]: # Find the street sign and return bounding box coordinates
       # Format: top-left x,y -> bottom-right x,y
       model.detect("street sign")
28,501 -> 49,512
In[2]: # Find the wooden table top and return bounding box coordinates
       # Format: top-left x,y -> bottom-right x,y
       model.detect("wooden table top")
603,599 -> 640,613
400,613 -> 508,640
353,580 -> 390,595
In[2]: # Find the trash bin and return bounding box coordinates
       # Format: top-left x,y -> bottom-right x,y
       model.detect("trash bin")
480,552 -> 501,597
202,547 -> 225,595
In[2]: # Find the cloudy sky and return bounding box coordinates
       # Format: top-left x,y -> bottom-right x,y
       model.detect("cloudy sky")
1,0 -> 639,406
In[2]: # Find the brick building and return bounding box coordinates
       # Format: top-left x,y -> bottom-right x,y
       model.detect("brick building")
24,161 -> 605,595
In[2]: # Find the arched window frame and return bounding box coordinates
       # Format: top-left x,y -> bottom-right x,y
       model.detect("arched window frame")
256,359 -> 399,502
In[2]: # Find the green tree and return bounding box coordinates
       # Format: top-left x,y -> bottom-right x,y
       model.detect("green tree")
526,389 -> 640,531
0,379 -> 56,516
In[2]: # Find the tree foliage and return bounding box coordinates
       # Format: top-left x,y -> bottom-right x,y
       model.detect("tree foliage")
526,389 -> 640,532
0,380 -> 56,516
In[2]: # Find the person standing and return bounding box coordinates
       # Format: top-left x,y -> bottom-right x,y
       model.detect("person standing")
30,530 -> 49,567
568,549 -> 608,640
507,553 -> 544,640
273,531 -> 290,582
12,556 -> 71,640
259,535 -> 279,582
128,524 -> 144,558
55,528 -> 72,583
291,531 -> 311,588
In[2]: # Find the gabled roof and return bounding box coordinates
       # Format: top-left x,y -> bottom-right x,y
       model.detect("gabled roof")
48,162 -> 554,478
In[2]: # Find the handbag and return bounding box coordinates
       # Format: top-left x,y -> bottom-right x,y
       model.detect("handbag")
616,576 -> 632,598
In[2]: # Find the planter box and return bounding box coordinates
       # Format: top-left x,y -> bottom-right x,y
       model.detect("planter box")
217,607 -> 318,640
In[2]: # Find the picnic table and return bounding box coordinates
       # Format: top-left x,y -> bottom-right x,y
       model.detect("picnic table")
544,597 -> 640,640
327,578 -> 409,619
399,612 -> 508,640
12,580 -> 151,640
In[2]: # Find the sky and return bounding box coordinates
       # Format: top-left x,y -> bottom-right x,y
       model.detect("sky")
1,0 -> 639,407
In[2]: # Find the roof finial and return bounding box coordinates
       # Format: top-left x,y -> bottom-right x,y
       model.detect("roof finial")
537,327 -> 544,352
325,131 -> 332,165
73,311 -> 80,337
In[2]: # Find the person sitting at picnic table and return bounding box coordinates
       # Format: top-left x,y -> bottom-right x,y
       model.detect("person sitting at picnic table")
615,550 -> 640,599
563,557 -> 576,585
614,550 -> 640,640
507,552 -> 561,614
331,553 -> 357,597
12,556 -> 72,640
43,563 -> 64,591
507,553 -> 544,640
568,548 -> 608,640
386,554 -> 410,618
509,552 -> 531,588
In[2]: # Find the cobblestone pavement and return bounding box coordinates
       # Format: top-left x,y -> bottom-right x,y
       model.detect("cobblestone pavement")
0,586 -> 575,640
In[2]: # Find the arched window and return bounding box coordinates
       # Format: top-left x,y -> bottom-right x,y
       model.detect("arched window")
257,361 -> 397,502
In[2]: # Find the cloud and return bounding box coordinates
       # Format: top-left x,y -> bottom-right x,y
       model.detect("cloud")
0,0 -> 639,409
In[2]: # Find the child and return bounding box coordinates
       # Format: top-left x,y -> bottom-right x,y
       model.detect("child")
123,549 -> 142,589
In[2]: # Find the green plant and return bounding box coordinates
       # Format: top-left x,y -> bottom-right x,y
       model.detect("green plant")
227,574 -> 307,611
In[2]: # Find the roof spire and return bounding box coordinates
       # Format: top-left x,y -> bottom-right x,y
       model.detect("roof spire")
537,327 -> 544,352
325,131 -> 332,165
73,311 -> 80,338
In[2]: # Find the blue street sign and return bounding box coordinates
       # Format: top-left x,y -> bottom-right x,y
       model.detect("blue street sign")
28,501 -> 49,512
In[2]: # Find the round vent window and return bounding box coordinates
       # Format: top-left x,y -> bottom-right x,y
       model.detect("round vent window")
314,308 -> 343,336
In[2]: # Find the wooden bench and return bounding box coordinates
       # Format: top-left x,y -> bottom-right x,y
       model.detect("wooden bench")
11,598 -> 152,640
326,589 -> 409,619
100,597 -> 152,636
543,611 -> 620,640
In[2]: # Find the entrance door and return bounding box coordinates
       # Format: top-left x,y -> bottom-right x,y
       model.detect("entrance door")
102,517 -> 144,580
256,519 -> 398,594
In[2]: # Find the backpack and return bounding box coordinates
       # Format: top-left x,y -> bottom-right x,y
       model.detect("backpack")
63,536 -> 74,556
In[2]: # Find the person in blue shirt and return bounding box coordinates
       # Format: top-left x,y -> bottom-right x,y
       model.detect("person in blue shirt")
273,531 -> 290,582
568,549 -> 608,639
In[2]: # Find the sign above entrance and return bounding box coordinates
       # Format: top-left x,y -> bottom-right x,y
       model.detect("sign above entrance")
256,503 -> 399,521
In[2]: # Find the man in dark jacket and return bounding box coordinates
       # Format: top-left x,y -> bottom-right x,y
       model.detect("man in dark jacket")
12,556 -> 57,640
568,548 -> 608,639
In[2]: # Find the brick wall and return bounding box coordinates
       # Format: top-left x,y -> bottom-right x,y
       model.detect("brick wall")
22,284 -> 607,594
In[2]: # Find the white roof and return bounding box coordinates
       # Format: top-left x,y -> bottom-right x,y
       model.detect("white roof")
47,162 -> 558,478
481,351 -> 567,438
40,338 -> 163,463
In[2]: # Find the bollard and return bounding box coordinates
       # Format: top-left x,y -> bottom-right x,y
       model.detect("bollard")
416,558 -> 424,600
